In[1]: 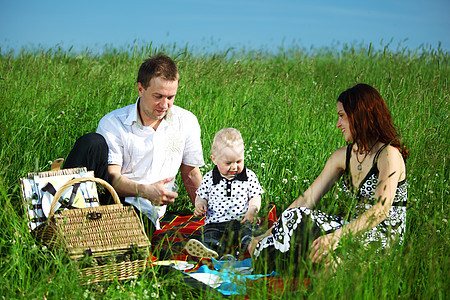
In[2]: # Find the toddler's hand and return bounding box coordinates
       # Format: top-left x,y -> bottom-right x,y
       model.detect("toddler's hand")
241,212 -> 256,224
194,204 -> 207,217
241,204 -> 259,224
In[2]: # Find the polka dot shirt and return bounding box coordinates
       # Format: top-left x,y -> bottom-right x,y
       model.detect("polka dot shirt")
196,166 -> 264,225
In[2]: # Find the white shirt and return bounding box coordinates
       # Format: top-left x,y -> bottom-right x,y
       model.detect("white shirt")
97,98 -> 204,228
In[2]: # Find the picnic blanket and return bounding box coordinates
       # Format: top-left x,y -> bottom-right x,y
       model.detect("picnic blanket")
150,203 -> 311,296
184,259 -> 309,296
151,202 -> 279,263
183,259 -> 277,296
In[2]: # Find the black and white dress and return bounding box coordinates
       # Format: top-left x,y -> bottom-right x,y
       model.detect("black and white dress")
253,144 -> 407,267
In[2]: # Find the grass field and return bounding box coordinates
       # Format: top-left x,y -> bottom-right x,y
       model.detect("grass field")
0,43 -> 448,299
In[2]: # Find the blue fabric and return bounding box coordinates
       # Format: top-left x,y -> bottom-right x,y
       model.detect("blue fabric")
212,257 -> 252,270
184,259 -> 277,296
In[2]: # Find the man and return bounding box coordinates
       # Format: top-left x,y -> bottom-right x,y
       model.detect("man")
64,54 -> 204,231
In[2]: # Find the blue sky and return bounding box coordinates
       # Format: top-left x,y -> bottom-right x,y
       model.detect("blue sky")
1,0 -> 449,54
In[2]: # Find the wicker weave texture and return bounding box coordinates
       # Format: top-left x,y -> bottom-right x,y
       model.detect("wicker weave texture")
80,260 -> 147,284
27,175 -> 150,283
56,204 -> 149,258
27,167 -> 88,178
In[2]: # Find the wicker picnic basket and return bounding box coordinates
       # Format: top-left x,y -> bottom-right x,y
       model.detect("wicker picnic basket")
32,176 -> 150,284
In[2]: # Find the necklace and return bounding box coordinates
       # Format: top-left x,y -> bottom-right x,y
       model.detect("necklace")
356,142 -> 378,171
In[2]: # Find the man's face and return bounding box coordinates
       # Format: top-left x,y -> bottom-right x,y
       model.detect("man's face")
137,77 -> 178,126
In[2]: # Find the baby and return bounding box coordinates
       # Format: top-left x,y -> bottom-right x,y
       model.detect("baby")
185,128 -> 264,258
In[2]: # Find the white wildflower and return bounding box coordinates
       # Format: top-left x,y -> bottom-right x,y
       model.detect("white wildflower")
152,283 -> 161,288
282,179 -> 288,184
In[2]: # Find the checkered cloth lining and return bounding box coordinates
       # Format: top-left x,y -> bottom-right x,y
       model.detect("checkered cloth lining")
151,203 -> 278,265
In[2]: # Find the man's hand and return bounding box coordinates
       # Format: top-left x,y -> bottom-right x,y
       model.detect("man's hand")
141,177 -> 178,206
108,165 -> 177,205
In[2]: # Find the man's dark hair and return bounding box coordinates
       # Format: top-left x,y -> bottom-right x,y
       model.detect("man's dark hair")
137,54 -> 179,89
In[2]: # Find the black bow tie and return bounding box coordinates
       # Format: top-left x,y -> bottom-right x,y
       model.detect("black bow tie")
212,165 -> 248,185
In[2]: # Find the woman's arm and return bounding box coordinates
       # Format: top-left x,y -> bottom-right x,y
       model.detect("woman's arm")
338,145 -> 405,235
310,146 -> 406,262
288,147 -> 346,209
249,147 -> 346,256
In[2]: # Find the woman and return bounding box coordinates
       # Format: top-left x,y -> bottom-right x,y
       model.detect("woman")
249,83 -> 409,273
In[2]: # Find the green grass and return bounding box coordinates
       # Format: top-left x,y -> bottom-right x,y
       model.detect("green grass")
0,43 -> 448,299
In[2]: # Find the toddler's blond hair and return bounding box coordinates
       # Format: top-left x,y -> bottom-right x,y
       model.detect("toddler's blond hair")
211,128 -> 244,157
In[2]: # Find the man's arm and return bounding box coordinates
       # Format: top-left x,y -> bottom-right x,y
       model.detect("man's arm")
180,163 -> 202,205
108,164 -> 178,205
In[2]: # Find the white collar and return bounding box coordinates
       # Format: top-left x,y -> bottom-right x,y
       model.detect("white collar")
124,97 -> 173,130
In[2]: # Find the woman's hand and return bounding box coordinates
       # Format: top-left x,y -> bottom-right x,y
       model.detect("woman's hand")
309,233 -> 340,263
247,225 -> 274,257
247,235 -> 263,258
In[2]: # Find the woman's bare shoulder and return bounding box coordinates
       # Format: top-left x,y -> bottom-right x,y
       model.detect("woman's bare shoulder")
377,145 -> 406,179
331,145 -> 348,159
327,145 -> 348,171
378,144 -> 403,162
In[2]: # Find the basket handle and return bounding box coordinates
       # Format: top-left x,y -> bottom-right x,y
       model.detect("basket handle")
48,177 -> 121,218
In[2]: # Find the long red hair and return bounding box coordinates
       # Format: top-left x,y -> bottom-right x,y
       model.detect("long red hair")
337,83 -> 409,160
